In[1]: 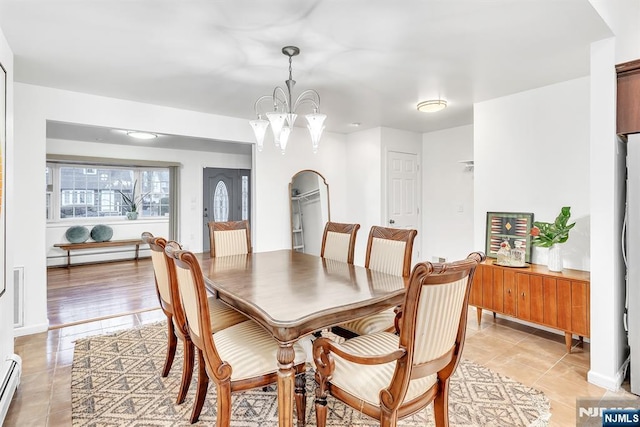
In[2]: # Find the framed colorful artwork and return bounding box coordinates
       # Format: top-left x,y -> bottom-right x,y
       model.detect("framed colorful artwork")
485,211 -> 534,263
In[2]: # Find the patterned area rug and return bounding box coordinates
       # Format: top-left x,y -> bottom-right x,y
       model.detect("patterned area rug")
71,322 -> 550,426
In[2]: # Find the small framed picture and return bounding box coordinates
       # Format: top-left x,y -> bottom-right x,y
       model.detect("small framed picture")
485,212 -> 534,263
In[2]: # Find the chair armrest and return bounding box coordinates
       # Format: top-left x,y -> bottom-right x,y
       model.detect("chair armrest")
313,336 -> 406,369
393,305 -> 403,334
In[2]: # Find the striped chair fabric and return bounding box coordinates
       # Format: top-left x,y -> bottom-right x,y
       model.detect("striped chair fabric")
366,237 -> 408,276
149,247 -> 172,307
208,220 -> 252,258
214,229 -> 249,257
320,222 -> 360,265
322,231 -> 352,263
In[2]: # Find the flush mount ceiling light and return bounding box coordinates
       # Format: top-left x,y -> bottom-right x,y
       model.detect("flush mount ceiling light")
250,46 -> 326,154
417,99 -> 448,113
126,131 -> 157,140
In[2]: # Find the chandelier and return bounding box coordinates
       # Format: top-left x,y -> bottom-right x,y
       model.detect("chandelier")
249,46 -> 326,154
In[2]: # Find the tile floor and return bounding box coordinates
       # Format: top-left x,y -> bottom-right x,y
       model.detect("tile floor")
4,308 -> 639,426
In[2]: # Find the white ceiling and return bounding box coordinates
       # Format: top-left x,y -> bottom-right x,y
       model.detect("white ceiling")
0,1 -> 612,145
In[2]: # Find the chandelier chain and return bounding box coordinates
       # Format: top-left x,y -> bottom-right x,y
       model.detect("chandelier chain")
289,56 -> 294,82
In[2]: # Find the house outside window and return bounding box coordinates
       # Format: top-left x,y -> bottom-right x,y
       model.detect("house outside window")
47,163 -> 170,220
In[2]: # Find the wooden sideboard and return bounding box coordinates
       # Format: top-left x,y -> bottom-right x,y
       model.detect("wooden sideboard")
469,260 -> 590,353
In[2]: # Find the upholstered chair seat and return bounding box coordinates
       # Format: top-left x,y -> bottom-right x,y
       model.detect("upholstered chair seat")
340,308 -> 397,336
207,296 -> 248,333
213,320 -> 307,381
327,331 -> 437,406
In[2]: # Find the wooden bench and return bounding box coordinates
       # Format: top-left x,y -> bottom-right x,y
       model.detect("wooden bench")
53,239 -> 146,267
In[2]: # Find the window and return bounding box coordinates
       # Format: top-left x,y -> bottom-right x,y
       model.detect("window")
213,181 -> 229,221
241,175 -> 249,221
140,170 -> 170,217
47,163 -> 171,220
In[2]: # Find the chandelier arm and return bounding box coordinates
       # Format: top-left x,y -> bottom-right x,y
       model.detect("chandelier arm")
293,89 -> 321,112
253,95 -> 274,117
272,86 -> 291,112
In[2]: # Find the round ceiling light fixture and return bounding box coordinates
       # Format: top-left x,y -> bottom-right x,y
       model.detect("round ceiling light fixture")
126,131 -> 158,140
417,99 -> 447,113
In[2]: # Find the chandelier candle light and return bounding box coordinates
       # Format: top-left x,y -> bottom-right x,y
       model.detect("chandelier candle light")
250,46 -> 326,154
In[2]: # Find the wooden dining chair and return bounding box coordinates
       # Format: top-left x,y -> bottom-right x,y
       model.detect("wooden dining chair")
313,252 -> 485,427
207,220 -> 252,257
334,226 -> 417,337
320,221 -> 361,264
141,232 -> 247,423
165,243 -> 308,426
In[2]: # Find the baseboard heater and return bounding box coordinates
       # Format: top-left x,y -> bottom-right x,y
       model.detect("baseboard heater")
0,355 -> 22,425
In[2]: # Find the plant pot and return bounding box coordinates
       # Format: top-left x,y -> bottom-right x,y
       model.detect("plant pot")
126,211 -> 139,220
547,243 -> 563,272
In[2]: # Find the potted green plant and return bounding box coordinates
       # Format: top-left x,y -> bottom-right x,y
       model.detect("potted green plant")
530,206 -> 576,271
117,180 -> 148,220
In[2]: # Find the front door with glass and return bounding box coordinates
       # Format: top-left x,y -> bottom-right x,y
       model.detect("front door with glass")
202,168 -> 250,253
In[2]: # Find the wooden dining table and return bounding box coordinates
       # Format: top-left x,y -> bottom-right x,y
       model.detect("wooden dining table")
196,249 -> 408,427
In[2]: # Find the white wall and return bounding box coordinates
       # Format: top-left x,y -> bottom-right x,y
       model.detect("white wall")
474,77 -> 591,271
422,125 -> 475,263
13,83 -> 347,335
0,24 -> 15,366
346,128 -> 383,266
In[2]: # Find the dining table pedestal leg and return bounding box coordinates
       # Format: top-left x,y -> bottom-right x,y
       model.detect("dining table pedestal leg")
277,343 -> 296,427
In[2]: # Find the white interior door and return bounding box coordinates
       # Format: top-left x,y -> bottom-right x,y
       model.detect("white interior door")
387,151 -> 420,260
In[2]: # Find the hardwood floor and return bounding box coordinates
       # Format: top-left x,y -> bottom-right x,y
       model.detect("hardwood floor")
4,259 -> 638,425
47,258 -> 159,327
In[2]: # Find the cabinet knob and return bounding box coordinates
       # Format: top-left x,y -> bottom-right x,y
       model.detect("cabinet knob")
507,289 -> 511,294
522,292 -> 526,298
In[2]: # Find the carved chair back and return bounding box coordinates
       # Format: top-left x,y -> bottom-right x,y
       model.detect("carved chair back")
365,226 -> 417,277
320,221 -> 360,264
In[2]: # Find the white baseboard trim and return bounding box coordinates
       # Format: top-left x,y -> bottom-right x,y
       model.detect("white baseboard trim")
13,321 -> 49,337
588,368 -> 625,391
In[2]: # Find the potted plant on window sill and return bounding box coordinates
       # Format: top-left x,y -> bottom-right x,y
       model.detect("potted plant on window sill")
117,181 -> 148,220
